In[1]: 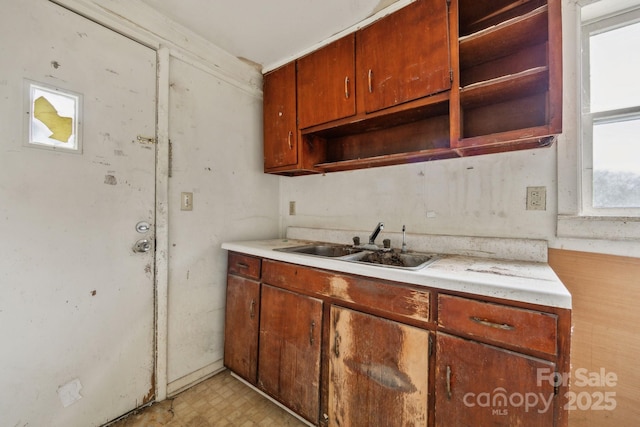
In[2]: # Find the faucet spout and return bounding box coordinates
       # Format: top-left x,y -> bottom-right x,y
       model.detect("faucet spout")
368,222 -> 384,245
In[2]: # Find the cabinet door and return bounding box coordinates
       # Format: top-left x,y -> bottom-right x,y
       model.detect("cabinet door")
223,275 -> 260,384
297,34 -> 356,129
258,284 -> 323,423
263,62 -> 297,169
435,333 -> 557,427
357,0 -> 451,113
329,306 -> 429,427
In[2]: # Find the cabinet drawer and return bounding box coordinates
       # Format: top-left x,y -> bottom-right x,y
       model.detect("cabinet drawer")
438,294 -> 557,356
262,259 -> 430,325
228,252 -> 261,280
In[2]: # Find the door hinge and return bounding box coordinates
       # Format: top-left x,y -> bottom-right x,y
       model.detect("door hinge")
137,135 -> 157,145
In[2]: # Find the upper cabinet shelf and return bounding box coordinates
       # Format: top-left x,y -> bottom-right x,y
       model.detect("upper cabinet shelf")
263,0 -> 562,175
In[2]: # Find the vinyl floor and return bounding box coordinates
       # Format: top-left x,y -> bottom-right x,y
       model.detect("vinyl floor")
109,370 -> 307,427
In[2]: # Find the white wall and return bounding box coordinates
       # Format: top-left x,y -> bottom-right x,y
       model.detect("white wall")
280,145 -> 557,242
166,56 -> 279,389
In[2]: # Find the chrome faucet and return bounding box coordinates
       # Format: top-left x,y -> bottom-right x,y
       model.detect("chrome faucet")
368,222 -> 384,245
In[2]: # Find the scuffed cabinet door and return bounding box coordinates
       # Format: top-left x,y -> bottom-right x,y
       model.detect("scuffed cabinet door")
328,305 -> 429,426
263,62 -> 298,170
258,284 -> 323,424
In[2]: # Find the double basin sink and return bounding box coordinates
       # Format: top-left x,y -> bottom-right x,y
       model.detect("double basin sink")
276,243 -> 438,271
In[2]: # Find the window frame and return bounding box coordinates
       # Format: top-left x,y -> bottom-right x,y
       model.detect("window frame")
580,5 -> 640,216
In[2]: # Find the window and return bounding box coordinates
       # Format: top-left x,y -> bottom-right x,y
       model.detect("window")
24,80 -> 82,153
581,4 -> 640,215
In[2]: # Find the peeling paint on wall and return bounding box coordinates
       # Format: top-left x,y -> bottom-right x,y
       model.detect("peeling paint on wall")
57,378 -> 83,407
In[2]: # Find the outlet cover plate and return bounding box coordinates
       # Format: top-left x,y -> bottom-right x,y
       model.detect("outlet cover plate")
526,186 -> 546,211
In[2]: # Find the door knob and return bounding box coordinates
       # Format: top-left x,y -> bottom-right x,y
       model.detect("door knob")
133,239 -> 152,253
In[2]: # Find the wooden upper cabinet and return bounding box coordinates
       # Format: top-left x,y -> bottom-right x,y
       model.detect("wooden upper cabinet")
357,0 -> 451,113
297,34 -> 356,129
263,62 -> 297,170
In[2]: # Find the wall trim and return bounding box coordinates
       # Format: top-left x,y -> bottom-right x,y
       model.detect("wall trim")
167,360 -> 225,397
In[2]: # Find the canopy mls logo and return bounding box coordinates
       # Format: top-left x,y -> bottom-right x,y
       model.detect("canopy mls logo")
462,386 -> 554,415
463,368 -> 618,417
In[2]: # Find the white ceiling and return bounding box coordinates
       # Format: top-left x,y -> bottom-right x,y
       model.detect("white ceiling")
140,0 -> 402,71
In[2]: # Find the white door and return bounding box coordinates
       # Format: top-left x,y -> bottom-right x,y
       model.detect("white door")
0,1 -> 157,425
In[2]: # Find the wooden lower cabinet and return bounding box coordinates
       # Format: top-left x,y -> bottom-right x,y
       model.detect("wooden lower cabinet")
223,274 -> 260,385
435,333 -> 557,427
258,284 -> 323,423
328,305 -> 430,427
223,254 -> 569,427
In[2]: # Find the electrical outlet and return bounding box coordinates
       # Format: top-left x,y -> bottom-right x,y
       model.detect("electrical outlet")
289,201 -> 296,215
181,192 -> 193,211
526,186 -> 546,211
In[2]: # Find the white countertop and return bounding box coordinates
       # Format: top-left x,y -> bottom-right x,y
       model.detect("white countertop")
221,238 -> 572,309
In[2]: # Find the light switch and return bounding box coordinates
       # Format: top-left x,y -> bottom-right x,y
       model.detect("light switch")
181,192 -> 193,211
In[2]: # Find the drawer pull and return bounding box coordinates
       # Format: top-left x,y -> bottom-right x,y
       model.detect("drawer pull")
249,299 -> 256,319
446,365 -> 452,400
470,316 -> 515,331
236,262 -> 249,269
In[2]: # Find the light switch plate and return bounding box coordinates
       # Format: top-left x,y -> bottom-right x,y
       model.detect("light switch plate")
181,192 -> 193,211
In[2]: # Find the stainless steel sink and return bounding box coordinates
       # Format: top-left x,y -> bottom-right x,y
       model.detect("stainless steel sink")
276,243 -> 438,270
276,244 -> 364,258
343,250 -> 438,270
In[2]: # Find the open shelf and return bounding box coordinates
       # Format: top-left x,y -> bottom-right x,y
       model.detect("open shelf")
455,0 -> 556,146
316,147 -> 458,173
459,5 -> 548,69
458,0 -> 547,37
460,66 -> 549,109
461,93 -> 549,139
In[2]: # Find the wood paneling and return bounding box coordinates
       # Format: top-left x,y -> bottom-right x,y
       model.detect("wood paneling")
548,249 -> 640,427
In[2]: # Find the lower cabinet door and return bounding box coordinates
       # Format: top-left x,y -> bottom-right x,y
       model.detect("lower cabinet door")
223,274 -> 260,384
258,284 -> 323,423
435,333 -> 557,427
329,305 -> 430,427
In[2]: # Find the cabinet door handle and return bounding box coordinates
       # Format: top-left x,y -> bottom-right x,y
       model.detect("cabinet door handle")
309,320 -> 316,346
249,299 -> 256,319
446,365 -> 452,400
334,331 -> 341,357
470,316 -> 516,331
287,131 -> 293,150
344,76 -> 350,99
368,69 -> 373,93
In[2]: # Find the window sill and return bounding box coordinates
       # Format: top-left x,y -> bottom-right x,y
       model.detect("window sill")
557,215 -> 640,241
